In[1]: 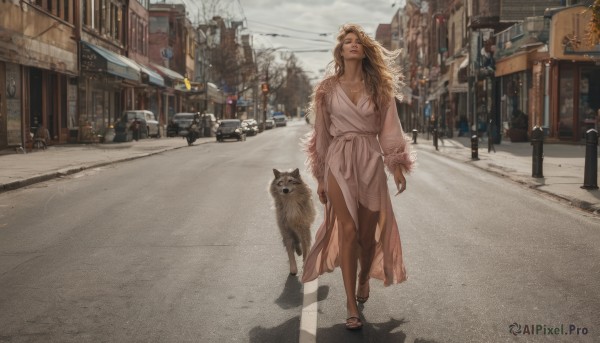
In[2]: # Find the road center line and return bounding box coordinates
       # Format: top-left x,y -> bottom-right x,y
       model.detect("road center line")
299,278 -> 318,343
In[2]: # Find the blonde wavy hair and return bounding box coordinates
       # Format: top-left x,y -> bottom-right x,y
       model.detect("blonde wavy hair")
327,23 -> 403,111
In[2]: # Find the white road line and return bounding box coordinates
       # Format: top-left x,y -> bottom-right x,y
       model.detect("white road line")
299,279 -> 318,343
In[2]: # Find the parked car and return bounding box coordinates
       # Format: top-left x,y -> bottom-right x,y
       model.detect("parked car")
113,110 -> 159,141
216,119 -> 246,142
167,112 -> 196,137
273,113 -> 287,127
265,119 -> 275,130
242,119 -> 259,136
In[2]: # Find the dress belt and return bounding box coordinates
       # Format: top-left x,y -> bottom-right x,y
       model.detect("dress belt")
333,132 -> 377,141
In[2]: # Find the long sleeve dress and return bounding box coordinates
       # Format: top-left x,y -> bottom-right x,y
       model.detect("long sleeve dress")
302,79 -> 415,286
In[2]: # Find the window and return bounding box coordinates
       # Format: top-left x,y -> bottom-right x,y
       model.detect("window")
558,64 -> 574,138
578,68 -> 600,139
30,0 -> 73,24
83,1 -> 125,45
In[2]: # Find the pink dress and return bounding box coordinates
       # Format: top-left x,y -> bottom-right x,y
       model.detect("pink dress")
302,80 -> 415,286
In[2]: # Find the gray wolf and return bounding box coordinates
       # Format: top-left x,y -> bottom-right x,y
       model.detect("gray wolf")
269,168 -> 316,275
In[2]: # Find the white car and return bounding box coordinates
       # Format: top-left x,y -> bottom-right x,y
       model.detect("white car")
273,114 -> 287,127
122,110 -> 160,138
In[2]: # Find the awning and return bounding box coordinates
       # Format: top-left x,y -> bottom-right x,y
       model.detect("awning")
495,52 -> 528,77
449,57 -> 468,93
150,63 -> 185,81
80,41 -> 140,81
137,63 -> 164,87
427,75 -> 449,101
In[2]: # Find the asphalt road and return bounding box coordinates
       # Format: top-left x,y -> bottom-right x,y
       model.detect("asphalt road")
0,121 -> 598,343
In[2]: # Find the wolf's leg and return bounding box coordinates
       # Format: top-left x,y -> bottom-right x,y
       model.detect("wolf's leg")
299,227 -> 311,262
284,236 -> 298,275
292,232 -> 302,256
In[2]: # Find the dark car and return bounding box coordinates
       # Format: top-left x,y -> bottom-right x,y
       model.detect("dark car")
167,112 -> 196,137
216,119 -> 246,142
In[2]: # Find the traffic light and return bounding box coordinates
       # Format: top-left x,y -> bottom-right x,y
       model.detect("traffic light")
261,83 -> 269,93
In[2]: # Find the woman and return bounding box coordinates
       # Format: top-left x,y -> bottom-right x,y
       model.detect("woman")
302,24 -> 415,330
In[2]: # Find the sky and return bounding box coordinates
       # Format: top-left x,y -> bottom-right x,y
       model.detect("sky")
160,0 -> 407,79
239,0 -> 406,79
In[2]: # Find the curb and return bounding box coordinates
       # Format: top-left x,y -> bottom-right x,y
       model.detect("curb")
0,140 -> 199,194
416,141 -> 600,217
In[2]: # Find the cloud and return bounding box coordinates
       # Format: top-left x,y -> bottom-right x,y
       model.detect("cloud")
242,0 -> 400,77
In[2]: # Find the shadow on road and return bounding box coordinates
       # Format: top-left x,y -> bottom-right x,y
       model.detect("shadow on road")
317,317 -> 443,343
317,317 -> 409,343
249,316 -> 300,343
249,316 -> 443,343
275,274 -> 330,309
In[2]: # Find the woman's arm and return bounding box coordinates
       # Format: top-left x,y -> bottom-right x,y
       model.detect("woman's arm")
304,83 -> 332,202
379,100 -> 416,176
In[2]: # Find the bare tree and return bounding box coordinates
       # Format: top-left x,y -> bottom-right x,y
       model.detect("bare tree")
193,0 -> 234,25
275,54 -> 312,117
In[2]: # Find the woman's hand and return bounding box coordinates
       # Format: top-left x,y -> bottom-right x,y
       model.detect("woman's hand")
393,168 -> 406,196
317,182 -> 327,204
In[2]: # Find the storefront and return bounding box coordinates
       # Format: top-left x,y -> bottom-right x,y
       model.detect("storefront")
150,63 -> 186,125
0,5 -> 78,149
79,41 -> 141,142
448,56 -> 469,138
547,5 -> 600,142
555,62 -> 600,141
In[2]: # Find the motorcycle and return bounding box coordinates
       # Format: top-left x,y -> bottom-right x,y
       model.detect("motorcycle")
179,114 -> 202,146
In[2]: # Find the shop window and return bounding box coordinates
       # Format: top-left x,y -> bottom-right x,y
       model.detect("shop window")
579,68 -> 600,138
558,65 -> 574,138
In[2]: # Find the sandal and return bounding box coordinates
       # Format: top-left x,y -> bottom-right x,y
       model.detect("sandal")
356,295 -> 369,304
345,316 -> 363,330
356,281 -> 370,304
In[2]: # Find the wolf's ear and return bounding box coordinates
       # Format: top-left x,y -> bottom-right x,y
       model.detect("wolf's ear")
273,169 -> 281,178
291,168 -> 300,178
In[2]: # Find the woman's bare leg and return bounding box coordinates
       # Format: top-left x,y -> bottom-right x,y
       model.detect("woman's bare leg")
326,172 -> 359,318
357,204 -> 379,301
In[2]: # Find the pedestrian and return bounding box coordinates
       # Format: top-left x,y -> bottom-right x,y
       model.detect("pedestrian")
302,24 -> 416,330
130,118 -> 140,141
33,124 -> 50,149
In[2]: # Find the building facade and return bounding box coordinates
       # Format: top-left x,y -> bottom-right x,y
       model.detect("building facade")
390,0 -> 594,144
0,1 -> 79,149
0,0 -> 193,148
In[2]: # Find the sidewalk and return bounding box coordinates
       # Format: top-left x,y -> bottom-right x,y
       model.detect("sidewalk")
415,133 -> 600,215
0,136 -> 214,193
1,133 -> 599,216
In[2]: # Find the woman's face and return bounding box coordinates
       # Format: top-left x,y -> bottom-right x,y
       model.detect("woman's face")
340,32 -> 364,61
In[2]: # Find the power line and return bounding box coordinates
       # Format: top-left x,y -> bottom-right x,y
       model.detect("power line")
255,32 -> 333,44
248,19 -> 332,37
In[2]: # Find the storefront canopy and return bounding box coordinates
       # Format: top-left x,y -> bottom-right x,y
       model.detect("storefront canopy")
150,63 -> 185,81
81,41 -> 140,81
80,41 -> 164,87
137,63 -> 165,87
